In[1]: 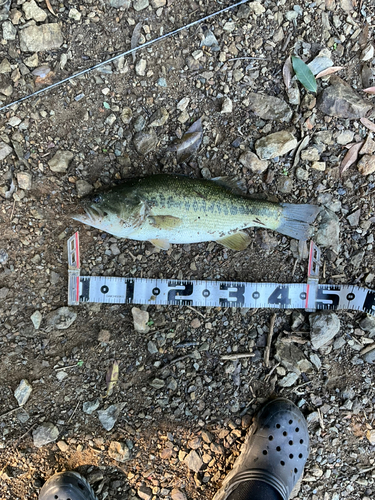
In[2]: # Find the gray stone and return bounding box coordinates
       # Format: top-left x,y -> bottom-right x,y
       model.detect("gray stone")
277,176 -> 293,194
149,108 -> 169,127
275,341 -> 312,374
110,0 -> 130,7
300,147 -> 320,162
151,0 -> 166,7
347,209 -> 361,227
315,209 -> 340,251
133,0 -> 149,10
31,310 -> 42,329
221,97 -> 233,113
239,151 -> 268,173
171,489 -> 187,500
68,8 -> 81,20
363,348 -> 375,364
359,316 -> 375,336
357,155 -> 375,176
48,150 -> 74,173
255,131 -> 297,160
309,353 -> 322,370
0,287 -> 9,298
336,130 -> 354,145
17,172 -> 32,190
0,142 -> 12,160
135,58 -> 146,76
0,59 -> 11,74
317,76 -> 372,119
132,307 -> 150,333
56,371 -> 68,382
0,75 -> 12,96
0,249 -> 8,265
147,340 -> 158,354
14,379 -> 32,406
121,107 -> 133,124
2,21 -> 16,40
98,404 -> 121,431
149,378 -> 165,389
19,24 -> 64,52
133,115 -> 146,132
0,0 -> 11,21
76,180 -> 93,197
22,0 -> 47,22
133,130 -> 158,155
45,307 -> 77,331
184,450 -> 203,472
308,56 -> 333,76
33,423 -> 59,448
16,408 -> 30,423
108,441 -> 131,462
295,167 -> 308,181
138,485 -> 153,500
247,93 -> 292,122
309,311 -> 340,349
83,399 -> 100,415
278,372 -> 299,387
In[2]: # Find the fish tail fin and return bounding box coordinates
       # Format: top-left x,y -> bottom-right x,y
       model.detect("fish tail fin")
277,203 -> 320,240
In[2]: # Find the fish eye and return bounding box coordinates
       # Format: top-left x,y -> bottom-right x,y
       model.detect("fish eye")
92,194 -> 103,204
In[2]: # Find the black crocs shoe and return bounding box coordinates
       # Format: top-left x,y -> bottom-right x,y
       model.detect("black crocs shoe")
213,398 -> 309,500
38,471 -> 97,500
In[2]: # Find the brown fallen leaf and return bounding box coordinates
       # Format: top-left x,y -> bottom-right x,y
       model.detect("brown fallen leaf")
131,22 -> 143,63
282,56 -> 293,90
363,86 -> 375,94
360,117 -> 375,132
104,360 -> 119,398
45,0 -> 57,16
340,141 -> 364,175
175,118 -> 203,163
316,66 -> 345,79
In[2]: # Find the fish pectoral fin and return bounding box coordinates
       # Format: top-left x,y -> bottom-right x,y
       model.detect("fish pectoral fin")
148,215 -> 182,230
216,231 -> 251,251
149,238 -> 171,250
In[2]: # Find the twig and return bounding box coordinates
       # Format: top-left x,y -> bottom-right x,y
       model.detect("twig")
68,400 -> 80,423
0,406 -> 21,419
186,305 -> 205,318
55,364 -> 79,371
0,0 -> 249,113
228,56 -> 269,61
264,313 -> 276,368
9,199 -> 16,220
264,362 -> 280,382
360,343 -> 375,356
221,353 -> 255,360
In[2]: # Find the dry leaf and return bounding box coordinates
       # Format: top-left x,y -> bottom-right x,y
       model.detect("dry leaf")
104,361 -> 119,398
282,56 -> 293,90
363,86 -> 375,94
45,0 -> 57,16
340,141 -> 364,175
131,22 -> 143,63
175,118 -> 203,163
316,66 -> 345,79
360,117 -> 375,132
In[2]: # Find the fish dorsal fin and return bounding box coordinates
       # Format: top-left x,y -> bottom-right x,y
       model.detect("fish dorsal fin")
149,239 -> 170,250
148,215 -> 182,230
211,176 -> 246,194
216,231 -> 251,251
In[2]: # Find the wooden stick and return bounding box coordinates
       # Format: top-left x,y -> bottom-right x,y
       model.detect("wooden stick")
264,313 -> 276,368
221,353 -> 254,360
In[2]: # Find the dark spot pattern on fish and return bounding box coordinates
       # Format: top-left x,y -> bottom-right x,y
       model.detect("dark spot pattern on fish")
185,201 -> 191,211
193,200 -> 199,212
166,196 -> 174,208
230,206 -> 238,216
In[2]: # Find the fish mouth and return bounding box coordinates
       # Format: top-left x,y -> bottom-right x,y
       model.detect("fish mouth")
71,205 -> 104,224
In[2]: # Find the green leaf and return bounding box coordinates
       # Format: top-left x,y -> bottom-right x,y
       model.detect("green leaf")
291,56 -> 317,93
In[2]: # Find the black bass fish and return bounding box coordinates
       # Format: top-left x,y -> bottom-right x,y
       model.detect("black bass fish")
72,174 -> 319,250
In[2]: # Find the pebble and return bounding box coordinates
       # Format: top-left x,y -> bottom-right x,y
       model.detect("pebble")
133,115 -> 146,132
275,341 -> 312,374
121,107 -> 133,124
0,58 -> 11,74
239,151 -> 268,173
22,0 -> 47,22
57,440 -> 69,452
2,21 -> 16,40
33,423 -> 59,448
300,147 -> 320,162
76,180 -> 93,197
317,76 -> 372,119
24,53 -> 39,68
171,489 -> 187,500
132,307 -> 150,333
149,378 -> 165,389
347,209 -> 361,227
311,161 -> 326,171
45,307 -> 77,331
138,485 -> 153,500
249,1 -> 265,14
14,379 -> 32,406
255,131 -> 297,160
366,430 -> 375,445
309,311 -> 340,349
56,371 -> 68,382
184,450 -> 203,472
278,372 -> 299,387
0,249 -> 8,265
30,310 -> 42,329
221,97 -> 233,114
315,209 -> 340,251
336,130 -> 354,145
133,0 -> 149,10
147,340 -> 158,354
83,399 -> 101,415
108,441 -> 131,462
177,97 -> 190,111
15,171 -> 32,190
362,348 -> 375,364
0,142 -> 13,161
359,316 -> 375,335
277,176 -> 293,193
135,59 -> 147,76
357,155 -> 375,176
19,24 -> 63,52
149,107 -> 169,127
69,8 -> 81,21
98,404 -> 122,431
191,318 -> 201,329
247,93 -> 292,122
133,130 -> 158,155
48,150 -> 74,173
110,0 -> 130,7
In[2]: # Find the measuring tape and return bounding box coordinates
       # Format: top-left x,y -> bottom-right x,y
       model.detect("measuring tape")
67,233 -> 375,316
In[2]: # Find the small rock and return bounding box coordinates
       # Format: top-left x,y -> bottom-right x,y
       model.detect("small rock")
239,151 -> 268,173
247,93 -> 292,122
0,75 -> 13,96
277,176 -> 293,194
309,311 -> 340,349
132,307 -> 150,333
76,180 -> 93,197
33,423 -> 59,448
110,0 -> 130,7
48,150 -> 74,173
255,131 -> 297,160
98,404 -> 122,431
57,441 -> 69,452
0,142 -> 13,161
138,485 -> 153,500
45,307 -> 77,331
121,107 -> 133,124
149,378 -> 165,389
147,340 -> 158,354
31,310 -> 42,329
177,97 -> 190,111
347,209 -> 361,227
300,147 -> 320,162
184,450 -> 203,472
310,353 -> 322,370
56,371 -> 68,382
68,7 -> 81,21
171,489 -> 187,500
83,399 -> 101,415
358,155 -> 375,176
0,249 -> 8,265
191,318 -> 201,329
149,107 -> 169,127
133,130 -> 158,155
221,97 -> 233,113
311,162 -> 326,171
17,172 -> 32,190
24,53 -> 39,69
308,56 -> 333,76
363,348 -> 375,364
14,379 -> 32,406
360,135 -> 375,155
0,287 -> 9,299
359,315 -> 375,335
19,24 -> 63,52
336,130 -> 354,145
366,429 -> 375,444
361,44 -> 374,62
135,59 -> 146,76
0,59 -> 11,74
22,0 -> 47,22
105,114 -> 117,126
275,340 -> 312,374
188,437 -> 201,449
2,21 -> 16,40
317,76 -> 372,119
108,441 -> 131,462
133,0 -> 149,10
151,0 -> 166,7
315,209 -> 340,251
278,372 -> 299,387
249,1 -> 265,14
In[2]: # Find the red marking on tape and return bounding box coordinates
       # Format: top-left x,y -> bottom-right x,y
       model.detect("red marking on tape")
75,232 -> 80,269
305,284 -> 310,309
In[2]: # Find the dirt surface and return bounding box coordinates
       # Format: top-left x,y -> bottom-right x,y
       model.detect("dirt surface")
1,0 -> 375,499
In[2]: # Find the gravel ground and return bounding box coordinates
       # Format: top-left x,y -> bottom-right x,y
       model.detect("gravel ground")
1,0 -> 375,499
